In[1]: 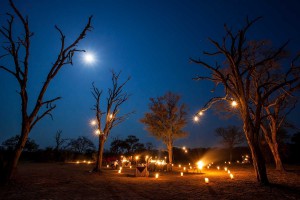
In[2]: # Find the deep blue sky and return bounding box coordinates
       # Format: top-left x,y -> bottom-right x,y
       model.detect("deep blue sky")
1,0 -> 300,150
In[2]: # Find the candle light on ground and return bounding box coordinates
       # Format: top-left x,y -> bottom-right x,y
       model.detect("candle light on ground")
181,172 -> 183,176
204,178 -> 209,184
106,165 -> 109,168
224,167 -> 228,171
155,173 -> 159,178
230,174 -> 234,179
217,166 -> 220,170
118,170 -> 121,173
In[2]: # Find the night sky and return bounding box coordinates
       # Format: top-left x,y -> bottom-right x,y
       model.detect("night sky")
1,0 -> 300,150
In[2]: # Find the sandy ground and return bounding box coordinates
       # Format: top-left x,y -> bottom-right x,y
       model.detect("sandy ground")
0,162 -> 299,200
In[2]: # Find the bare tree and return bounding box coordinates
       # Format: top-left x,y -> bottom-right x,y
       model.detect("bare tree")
244,40 -> 299,172
54,130 -> 66,151
191,17 -> 300,184
140,92 -> 188,171
91,71 -> 132,172
260,74 -> 298,171
215,126 -> 245,161
0,0 -> 92,183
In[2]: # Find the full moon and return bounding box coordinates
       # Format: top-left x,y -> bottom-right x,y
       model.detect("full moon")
83,52 -> 95,64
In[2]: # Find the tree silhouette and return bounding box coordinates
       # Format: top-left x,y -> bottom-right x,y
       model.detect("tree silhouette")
66,136 -> 95,154
140,92 -> 187,171
215,126 -> 245,161
2,135 -> 39,152
54,130 -> 66,151
91,71 -> 132,172
110,137 -> 128,155
191,17 -> 300,184
109,135 -> 146,155
0,0 -> 92,183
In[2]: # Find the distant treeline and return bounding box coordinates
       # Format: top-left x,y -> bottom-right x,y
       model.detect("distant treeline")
0,133 -> 299,164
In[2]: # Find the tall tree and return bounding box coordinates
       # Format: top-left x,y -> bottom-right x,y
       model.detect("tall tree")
260,89 -> 297,171
215,126 -> 245,161
91,71 -> 132,172
191,17 -> 300,184
140,92 -> 188,171
0,0 -> 92,182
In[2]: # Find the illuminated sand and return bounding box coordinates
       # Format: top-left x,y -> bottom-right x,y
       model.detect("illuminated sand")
1,163 -> 299,199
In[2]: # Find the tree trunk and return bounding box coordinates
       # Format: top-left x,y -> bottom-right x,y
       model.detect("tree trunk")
243,118 -> 269,185
167,145 -> 173,172
269,142 -> 285,171
261,125 -> 285,171
0,123 -> 30,183
94,136 -> 105,172
248,141 -> 269,185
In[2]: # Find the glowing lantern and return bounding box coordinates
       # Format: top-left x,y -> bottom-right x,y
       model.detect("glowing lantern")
217,166 -> 220,170
181,172 -> 183,176
193,116 -> 199,122
178,164 -> 181,168
204,178 -> 209,184
87,161 -> 91,164
90,119 -> 97,126
224,167 -> 228,171
95,129 -> 100,135
155,173 -> 159,178
228,170 -> 230,174
106,165 -> 109,168
230,174 -> 234,179
231,100 -> 238,107
83,160 -> 86,163
118,170 -> 121,173
130,166 -> 132,169
183,167 -> 186,171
